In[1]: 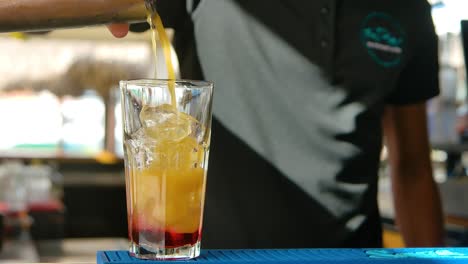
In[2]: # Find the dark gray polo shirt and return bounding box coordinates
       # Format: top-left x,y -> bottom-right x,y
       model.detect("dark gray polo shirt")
153,0 -> 439,248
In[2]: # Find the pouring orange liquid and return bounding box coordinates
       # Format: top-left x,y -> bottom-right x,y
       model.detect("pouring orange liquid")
147,11 -> 176,107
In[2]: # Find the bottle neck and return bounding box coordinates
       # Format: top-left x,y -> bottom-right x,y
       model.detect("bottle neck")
0,0 -> 148,33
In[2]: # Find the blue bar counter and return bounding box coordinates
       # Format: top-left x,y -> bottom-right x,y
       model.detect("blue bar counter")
98,248 -> 468,264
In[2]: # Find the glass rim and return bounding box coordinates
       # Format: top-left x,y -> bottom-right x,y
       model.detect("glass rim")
120,79 -> 213,89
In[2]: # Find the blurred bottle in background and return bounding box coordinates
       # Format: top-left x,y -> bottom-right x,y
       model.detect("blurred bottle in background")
0,161 -> 64,244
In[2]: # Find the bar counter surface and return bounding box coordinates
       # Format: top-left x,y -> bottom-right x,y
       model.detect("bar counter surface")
97,248 -> 468,264
0,237 -> 128,264
2,238 -> 468,263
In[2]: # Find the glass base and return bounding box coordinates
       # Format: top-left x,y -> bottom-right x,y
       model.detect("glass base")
129,241 -> 201,260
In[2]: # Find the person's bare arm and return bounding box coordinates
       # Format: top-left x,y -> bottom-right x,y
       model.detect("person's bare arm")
382,103 -> 445,246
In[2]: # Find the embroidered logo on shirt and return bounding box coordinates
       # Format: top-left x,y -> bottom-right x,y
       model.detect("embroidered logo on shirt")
361,12 -> 405,68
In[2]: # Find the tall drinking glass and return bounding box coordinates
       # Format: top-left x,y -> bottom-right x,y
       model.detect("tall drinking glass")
120,80 -> 213,260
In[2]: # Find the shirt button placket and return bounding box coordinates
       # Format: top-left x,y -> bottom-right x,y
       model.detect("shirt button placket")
319,2 -> 330,49
321,39 -> 329,48
321,6 -> 330,15
318,0 -> 335,76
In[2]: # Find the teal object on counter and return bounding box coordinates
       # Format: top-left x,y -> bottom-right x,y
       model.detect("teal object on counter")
97,248 -> 468,263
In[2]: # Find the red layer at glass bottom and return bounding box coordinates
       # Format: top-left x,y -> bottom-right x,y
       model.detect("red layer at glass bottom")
130,226 -> 200,248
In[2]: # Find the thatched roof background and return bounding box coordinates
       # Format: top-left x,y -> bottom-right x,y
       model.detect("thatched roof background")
0,36 -> 178,99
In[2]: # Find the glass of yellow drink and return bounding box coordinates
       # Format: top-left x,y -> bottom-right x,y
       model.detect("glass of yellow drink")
120,79 -> 213,260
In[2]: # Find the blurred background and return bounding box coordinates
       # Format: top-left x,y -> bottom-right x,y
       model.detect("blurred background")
1,0 -> 468,263
0,28 -> 179,262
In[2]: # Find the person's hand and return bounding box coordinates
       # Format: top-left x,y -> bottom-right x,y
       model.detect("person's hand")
107,23 -> 130,38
